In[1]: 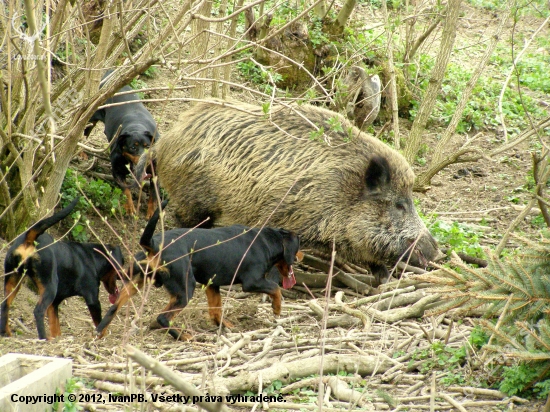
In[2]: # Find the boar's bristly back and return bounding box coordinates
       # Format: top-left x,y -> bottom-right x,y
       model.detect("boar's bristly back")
151,101 -> 438,280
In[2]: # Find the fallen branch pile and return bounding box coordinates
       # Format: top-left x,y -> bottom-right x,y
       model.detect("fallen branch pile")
24,275 -> 524,411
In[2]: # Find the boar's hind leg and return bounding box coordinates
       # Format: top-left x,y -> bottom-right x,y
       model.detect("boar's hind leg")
168,177 -> 221,228
175,202 -> 219,229
369,263 -> 391,287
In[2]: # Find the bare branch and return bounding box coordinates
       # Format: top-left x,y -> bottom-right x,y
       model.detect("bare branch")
403,0 -> 462,164
405,15 -> 443,63
498,14 -> 550,143
416,5 -> 510,187
382,0 -> 400,149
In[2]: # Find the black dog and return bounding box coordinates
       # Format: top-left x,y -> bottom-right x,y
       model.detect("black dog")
96,200 -> 302,340
1,198 -> 124,340
85,70 -> 160,217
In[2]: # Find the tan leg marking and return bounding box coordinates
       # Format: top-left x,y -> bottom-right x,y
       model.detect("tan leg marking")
205,285 -> 233,328
2,276 -> 23,336
47,305 -> 61,338
268,288 -> 282,316
123,187 -> 136,215
146,194 -> 156,219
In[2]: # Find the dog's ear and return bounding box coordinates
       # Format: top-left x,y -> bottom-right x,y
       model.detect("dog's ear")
113,246 -> 125,266
99,245 -> 125,267
280,230 -> 300,265
116,134 -> 130,149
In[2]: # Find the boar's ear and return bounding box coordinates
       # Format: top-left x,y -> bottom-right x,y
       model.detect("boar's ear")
280,230 -> 300,265
365,156 -> 391,192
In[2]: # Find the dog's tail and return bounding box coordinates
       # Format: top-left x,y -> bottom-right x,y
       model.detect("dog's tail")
23,198 -> 79,247
132,147 -> 157,189
140,198 -> 169,252
12,197 -> 79,263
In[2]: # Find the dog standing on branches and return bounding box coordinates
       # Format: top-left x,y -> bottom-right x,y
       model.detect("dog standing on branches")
96,200 -> 302,340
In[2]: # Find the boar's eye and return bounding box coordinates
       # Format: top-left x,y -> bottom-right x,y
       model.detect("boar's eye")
365,156 -> 391,192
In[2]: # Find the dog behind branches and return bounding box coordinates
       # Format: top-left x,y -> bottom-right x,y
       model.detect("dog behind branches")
96,200 -> 302,340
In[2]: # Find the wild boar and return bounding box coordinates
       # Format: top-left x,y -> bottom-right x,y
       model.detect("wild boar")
140,101 -> 438,284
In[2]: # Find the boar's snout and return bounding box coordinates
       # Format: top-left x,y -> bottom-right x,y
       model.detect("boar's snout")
404,231 -> 439,268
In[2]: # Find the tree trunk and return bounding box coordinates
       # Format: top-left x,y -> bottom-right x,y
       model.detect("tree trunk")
403,0 -> 462,165
190,0 -> 213,102
211,0 -> 228,98
223,0 -> 244,98
544,391 -> 550,412
314,0 -> 326,19
40,1 -> 116,216
382,0 -> 400,149
335,0 -> 357,32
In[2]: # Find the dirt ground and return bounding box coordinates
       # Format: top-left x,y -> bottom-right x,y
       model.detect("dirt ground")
1,2 -> 549,411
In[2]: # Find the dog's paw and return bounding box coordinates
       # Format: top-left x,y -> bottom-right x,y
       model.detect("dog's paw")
222,319 -> 234,329
176,332 -> 193,341
149,319 -> 162,330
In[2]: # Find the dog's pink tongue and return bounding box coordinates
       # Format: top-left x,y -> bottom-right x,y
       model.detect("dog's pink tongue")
109,287 -> 119,304
282,266 -> 297,289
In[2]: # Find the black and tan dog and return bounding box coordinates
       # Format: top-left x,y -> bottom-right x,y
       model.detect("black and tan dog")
96,200 -> 302,340
1,198 -> 124,340
84,70 -> 160,217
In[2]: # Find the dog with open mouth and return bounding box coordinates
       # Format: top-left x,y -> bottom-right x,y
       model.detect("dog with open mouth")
96,200 -> 302,340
